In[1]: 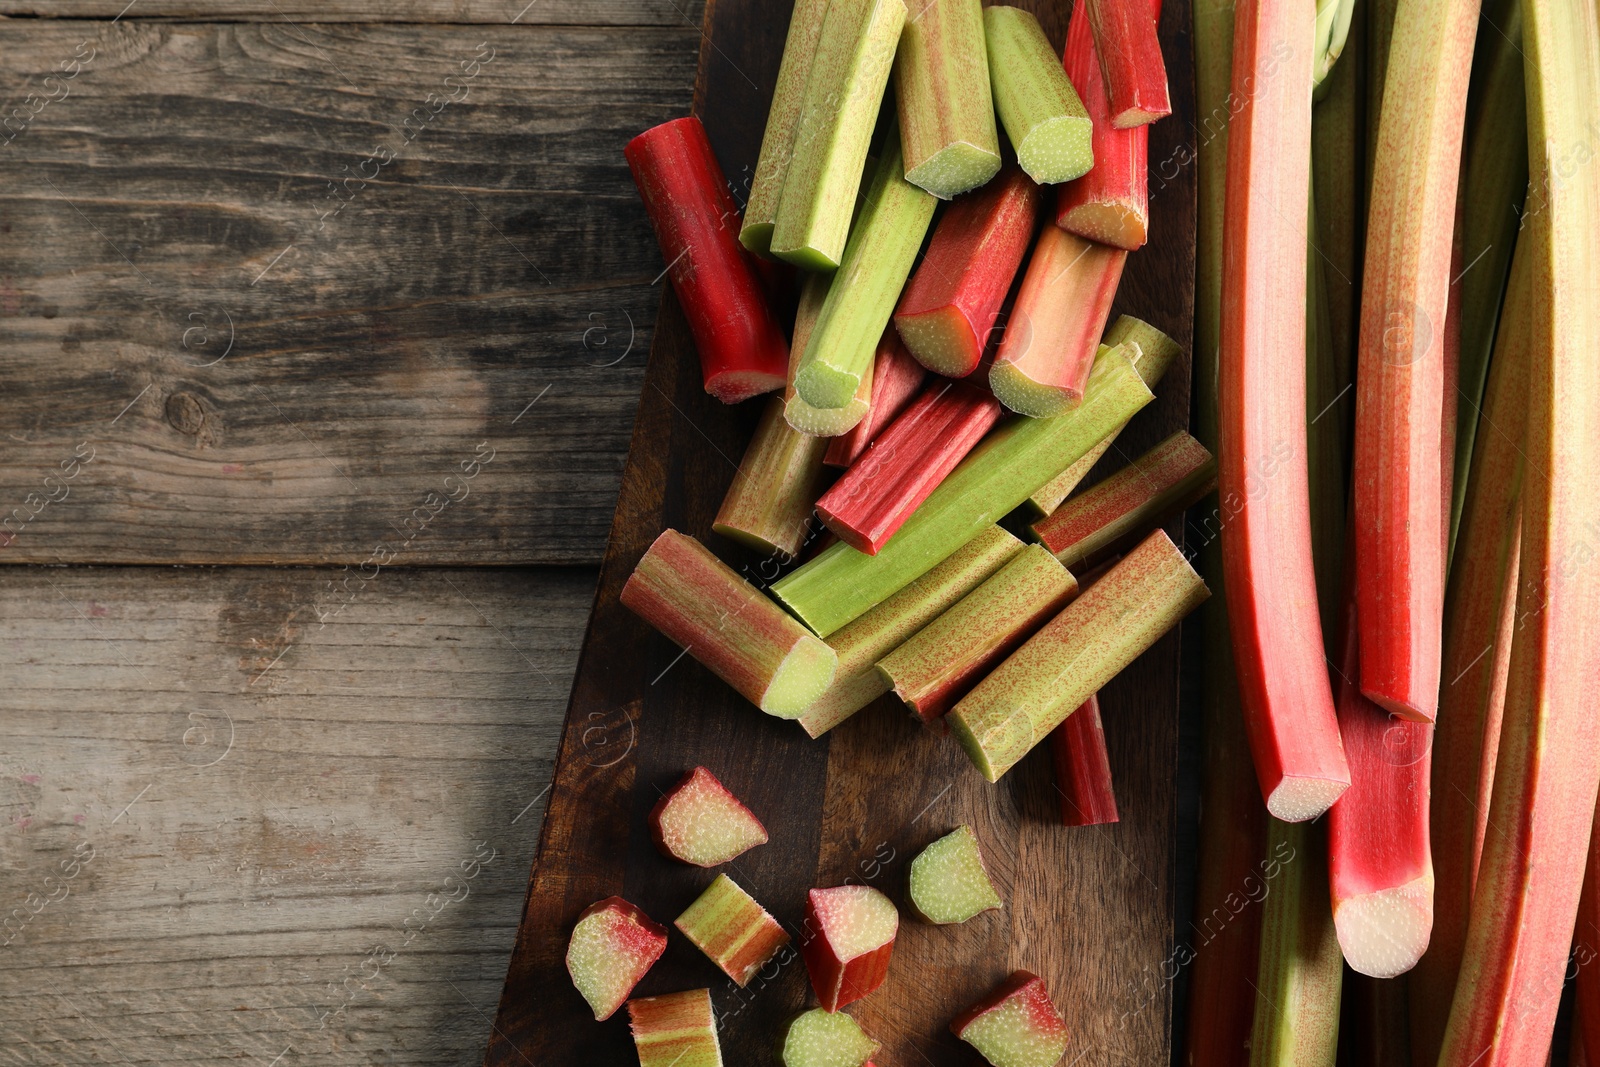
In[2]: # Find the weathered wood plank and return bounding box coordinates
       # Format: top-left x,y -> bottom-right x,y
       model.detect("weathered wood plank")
0,563 -> 591,1066
0,20 -> 699,566
0,0 -> 705,24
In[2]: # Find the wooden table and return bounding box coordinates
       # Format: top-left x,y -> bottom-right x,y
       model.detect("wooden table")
0,3 -> 699,1063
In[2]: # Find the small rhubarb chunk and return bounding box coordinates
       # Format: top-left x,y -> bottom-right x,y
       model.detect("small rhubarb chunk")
714,395 -> 829,559
991,228 -> 1126,417
621,530 -> 837,718
984,7 -> 1094,184
628,988 -> 724,1067
908,824 -> 1003,924
648,766 -> 769,867
1050,694 -> 1119,826
781,1008 -> 880,1067
950,970 -> 1069,1067
675,873 -> 791,986
801,885 -> 899,1011
564,897 -> 668,1021
893,165 -> 1042,378
825,331 -> 927,468
893,0 -> 1001,198
1083,0 -> 1171,128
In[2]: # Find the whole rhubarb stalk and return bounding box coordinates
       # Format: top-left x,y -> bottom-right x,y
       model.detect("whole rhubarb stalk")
983,6 -> 1095,184
1351,0 -> 1479,722
815,379 -> 1002,554
1083,0 -> 1171,128
824,332 -> 926,468
990,226 -> 1126,417
1056,0 -> 1156,250
713,396 -> 829,560
1249,818 -> 1343,1066
625,117 -> 789,404
787,273 -> 872,436
1218,0 -> 1350,822
892,0 -> 1001,198
1050,694 -> 1119,826
1436,0 -> 1600,1058
620,530 -> 837,718
877,544 -> 1078,723
893,165 -> 1042,378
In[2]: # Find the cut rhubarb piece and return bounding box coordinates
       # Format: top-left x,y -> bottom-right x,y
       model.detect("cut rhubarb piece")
893,0 -> 1001,198
772,343 -> 1153,636
648,766 -> 769,868
907,824 -> 1003,924
1083,0 -> 1170,128
771,0 -> 908,270
675,873 -> 791,987
950,970 -> 1069,1067
816,380 -> 1002,554
714,396 -> 830,559
824,332 -> 926,468
628,988 -> 724,1067
1435,0 -> 1600,1053
741,0 -> 834,257
801,885 -> 898,1011
781,1008 -> 879,1067
787,273 -> 871,436
948,529 -> 1207,782
1218,0 -> 1350,822
625,117 -> 789,404
620,530 -> 837,718
797,526 -> 1023,737
1055,0 -> 1155,249
1026,315 -> 1183,517
893,165 -> 1042,378
878,544 -> 1077,723
794,136 -> 938,411
983,6 -> 1094,184
990,227 -> 1126,417
564,897 -> 668,1021
1050,694 -> 1118,826
1031,431 -> 1215,569
1351,0 -> 1476,723
1249,818 -> 1343,1063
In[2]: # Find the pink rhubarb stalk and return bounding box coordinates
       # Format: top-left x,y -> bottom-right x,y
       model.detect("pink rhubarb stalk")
892,165 -> 1041,377
565,897 -> 668,1020
815,379 -> 1002,554
627,988 -> 724,1067
648,766 -> 769,868
1217,0 -> 1349,822
1050,693 -> 1118,826
674,874 -> 791,987
713,396 -> 830,559
625,117 -> 788,403
990,225 -> 1126,417
1084,0 -> 1171,128
824,331 -> 927,468
950,971 -> 1069,1067
801,885 -> 898,1011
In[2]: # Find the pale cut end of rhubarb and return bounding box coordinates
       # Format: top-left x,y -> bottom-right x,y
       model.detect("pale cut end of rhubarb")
1333,873 -> 1434,979
649,767 -> 769,867
908,825 -> 1004,924
565,897 -> 669,1021
795,359 -> 865,413
763,634 -> 841,719
951,970 -> 1069,1067
1266,775 -> 1349,824
706,367 -> 788,405
675,873 -> 792,986
989,356 -> 1082,418
787,393 -> 871,437
628,988 -> 724,1067
781,1008 -> 880,1067
1015,113 -> 1096,187
1059,201 -> 1148,250
893,304 -> 982,378
906,142 -> 1004,202
984,6 -> 1095,184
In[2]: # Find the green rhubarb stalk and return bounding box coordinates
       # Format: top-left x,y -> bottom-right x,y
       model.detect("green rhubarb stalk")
894,0 -> 1001,198
794,135 -> 937,410
797,525 -> 1022,737
620,530 -> 837,718
1363,0 -> 1397,197
786,273 -> 873,436
1026,315 -> 1183,516
1030,431 -> 1216,569
773,343 -> 1154,636
1248,818 -> 1343,1066
714,396 -> 830,559
771,0 -> 908,270
947,529 -> 1208,781
628,989 -> 724,1067
878,543 -> 1078,723
741,0 -> 834,257
983,6 -> 1094,184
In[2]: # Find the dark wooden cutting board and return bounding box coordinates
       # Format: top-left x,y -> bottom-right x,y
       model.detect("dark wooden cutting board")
483,1 -> 1196,1063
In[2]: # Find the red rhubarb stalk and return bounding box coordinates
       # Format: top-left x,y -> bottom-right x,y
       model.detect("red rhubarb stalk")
1050,693 -> 1118,826
892,164 -> 1041,377
713,396 -> 830,559
1084,0 -> 1171,128
625,117 -> 788,404
1056,0 -> 1156,249
815,379 -> 1001,555
801,885 -> 898,1011
1218,0 -> 1349,822
824,331 -> 926,468
990,225 -> 1126,417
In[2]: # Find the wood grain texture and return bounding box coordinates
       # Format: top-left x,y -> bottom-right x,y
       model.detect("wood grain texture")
0,564 -> 591,1066
0,0 -> 705,24
486,0 -> 1198,1063
0,20 -> 698,567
